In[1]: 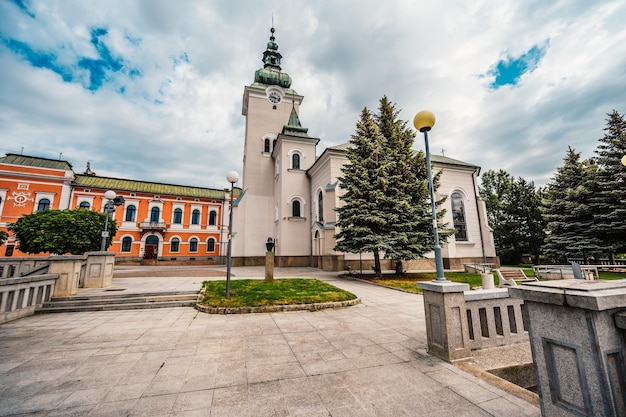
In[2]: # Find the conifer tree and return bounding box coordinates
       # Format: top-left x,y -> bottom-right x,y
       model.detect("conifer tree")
335,97 -> 448,275
542,147 -> 602,262
590,110 -> 626,262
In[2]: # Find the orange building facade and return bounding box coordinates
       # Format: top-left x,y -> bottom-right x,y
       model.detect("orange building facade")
0,154 -> 234,262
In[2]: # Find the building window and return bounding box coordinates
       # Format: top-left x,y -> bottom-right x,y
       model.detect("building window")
125,205 -> 136,222
191,209 -> 200,225
451,191 -> 468,241
173,208 -> 183,224
317,191 -> 324,222
150,207 -> 160,222
121,237 -> 132,252
79,201 -> 90,209
292,153 -> 300,170
171,237 -> 180,252
208,210 -> 217,226
292,200 -> 301,217
37,198 -> 51,211
189,238 -> 198,252
207,238 -> 215,252
264,138 -> 270,153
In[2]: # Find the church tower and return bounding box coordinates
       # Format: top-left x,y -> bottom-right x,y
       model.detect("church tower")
234,28 -> 319,264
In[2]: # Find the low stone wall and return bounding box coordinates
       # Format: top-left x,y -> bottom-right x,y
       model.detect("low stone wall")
0,274 -> 57,324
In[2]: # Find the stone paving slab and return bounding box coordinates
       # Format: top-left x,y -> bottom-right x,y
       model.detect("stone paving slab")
0,267 -> 540,416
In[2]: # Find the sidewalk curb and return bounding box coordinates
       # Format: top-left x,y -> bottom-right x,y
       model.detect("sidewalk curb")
194,297 -> 361,314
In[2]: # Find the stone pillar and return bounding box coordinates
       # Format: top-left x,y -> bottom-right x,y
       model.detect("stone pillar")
83,251 -> 116,288
509,280 -> 626,417
265,251 -> 274,282
47,255 -> 85,297
417,281 -> 471,362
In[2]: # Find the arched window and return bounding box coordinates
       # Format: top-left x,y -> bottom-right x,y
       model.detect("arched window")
125,205 -> 136,222
37,198 -> 51,211
292,200 -> 301,217
207,238 -> 215,252
79,201 -> 90,210
208,210 -> 217,226
170,237 -> 180,252
191,209 -> 200,225
264,138 -> 270,153
317,191 -> 324,222
451,191 -> 468,241
292,153 -> 300,170
189,237 -> 198,252
173,208 -> 183,224
150,207 -> 160,222
121,237 -> 132,252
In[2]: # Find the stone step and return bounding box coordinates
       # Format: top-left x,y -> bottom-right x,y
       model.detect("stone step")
36,300 -> 196,313
50,290 -> 198,302
43,293 -> 197,307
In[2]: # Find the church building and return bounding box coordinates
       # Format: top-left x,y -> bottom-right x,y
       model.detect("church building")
232,28 -> 497,271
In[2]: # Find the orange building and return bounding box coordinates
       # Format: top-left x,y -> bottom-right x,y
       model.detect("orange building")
0,154 -> 234,262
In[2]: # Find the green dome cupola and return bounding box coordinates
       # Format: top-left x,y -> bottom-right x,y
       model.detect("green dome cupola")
254,27 -> 292,88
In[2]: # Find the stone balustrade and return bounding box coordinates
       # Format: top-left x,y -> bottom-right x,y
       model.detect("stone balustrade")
0,274 -> 57,324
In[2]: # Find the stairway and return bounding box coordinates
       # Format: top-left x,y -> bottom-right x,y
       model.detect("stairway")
37,291 -> 198,313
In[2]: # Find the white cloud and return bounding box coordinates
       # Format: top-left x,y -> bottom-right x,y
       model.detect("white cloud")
0,0 -> 625,189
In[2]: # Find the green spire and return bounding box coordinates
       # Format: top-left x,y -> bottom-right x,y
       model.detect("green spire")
254,27 -> 292,88
282,105 -> 309,137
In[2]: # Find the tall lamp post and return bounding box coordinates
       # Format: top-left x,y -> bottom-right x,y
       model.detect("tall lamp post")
225,170 -> 239,299
414,110 -> 446,282
100,190 -> 117,251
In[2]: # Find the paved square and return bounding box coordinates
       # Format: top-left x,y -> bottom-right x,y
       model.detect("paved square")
0,271 -> 540,416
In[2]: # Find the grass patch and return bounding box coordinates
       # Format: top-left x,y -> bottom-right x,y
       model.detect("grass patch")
361,269 -> 626,293
198,279 -> 357,308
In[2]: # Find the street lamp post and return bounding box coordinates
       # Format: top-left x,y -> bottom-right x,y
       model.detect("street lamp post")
100,190 -> 117,251
414,110 -> 446,282
225,170 -> 239,299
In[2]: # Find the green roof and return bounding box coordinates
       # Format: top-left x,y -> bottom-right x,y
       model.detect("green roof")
0,153 -> 73,171
74,175 -> 228,200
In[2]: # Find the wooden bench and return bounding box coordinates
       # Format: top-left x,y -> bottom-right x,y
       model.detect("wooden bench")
496,269 -> 538,287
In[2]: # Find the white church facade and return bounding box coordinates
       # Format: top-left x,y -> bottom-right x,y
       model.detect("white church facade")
232,29 -> 497,271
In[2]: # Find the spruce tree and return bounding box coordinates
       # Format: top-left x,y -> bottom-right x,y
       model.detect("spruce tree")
335,107 -> 391,276
335,96 -> 449,275
543,147 -> 602,262
590,110 -> 626,262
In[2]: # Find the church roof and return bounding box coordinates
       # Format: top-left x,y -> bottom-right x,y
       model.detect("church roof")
73,174 -> 228,200
0,153 -> 73,171
281,106 -> 309,137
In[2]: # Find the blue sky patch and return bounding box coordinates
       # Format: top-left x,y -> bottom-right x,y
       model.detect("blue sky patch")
487,42 -> 548,89
10,0 -> 34,18
1,26 -> 140,92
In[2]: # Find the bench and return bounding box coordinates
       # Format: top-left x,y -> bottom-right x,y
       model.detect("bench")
496,269 -> 538,287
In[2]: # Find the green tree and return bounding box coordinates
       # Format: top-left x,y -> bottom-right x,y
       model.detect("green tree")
0,230 -> 8,246
542,147 -> 602,262
8,209 -> 117,255
589,110 -> 626,262
479,170 -> 545,264
335,96 -> 449,276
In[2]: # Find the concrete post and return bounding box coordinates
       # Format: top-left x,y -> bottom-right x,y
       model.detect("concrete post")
47,255 -> 85,297
83,251 -> 116,288
265,251 -> 274,282
509,280 -> 626,417
417,281 -> 471,362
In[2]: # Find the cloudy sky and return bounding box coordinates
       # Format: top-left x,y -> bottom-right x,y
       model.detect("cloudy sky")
1,0 -> 625,189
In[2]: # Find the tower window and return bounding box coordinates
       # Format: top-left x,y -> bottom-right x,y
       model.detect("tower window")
264,138 -> 270,153
451,191 -> 468,241
292,200 -> 301,217
292,153 -> 300,170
